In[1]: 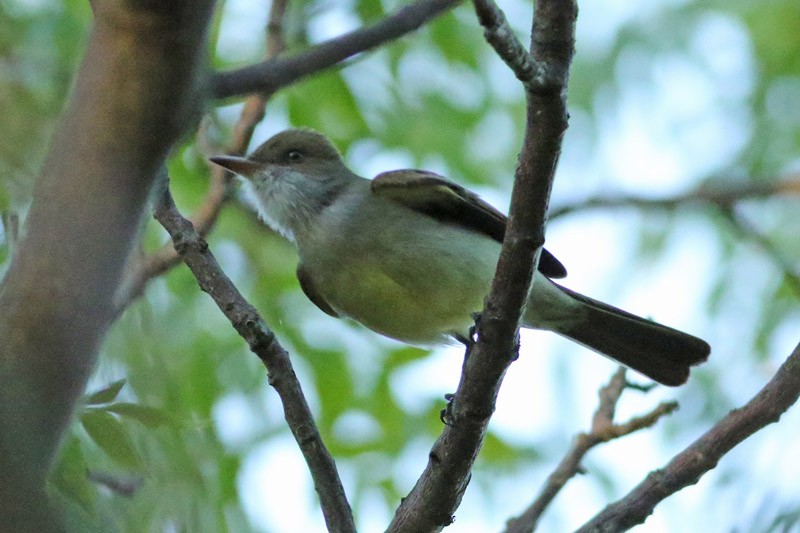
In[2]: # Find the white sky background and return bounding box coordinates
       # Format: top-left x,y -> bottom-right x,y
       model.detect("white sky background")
213,0 -> 800,531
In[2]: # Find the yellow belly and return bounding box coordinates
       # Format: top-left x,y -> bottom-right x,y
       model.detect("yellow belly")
314,256 -> 485,344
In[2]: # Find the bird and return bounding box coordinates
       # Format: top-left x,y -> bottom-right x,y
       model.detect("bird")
209,128 -> 710,386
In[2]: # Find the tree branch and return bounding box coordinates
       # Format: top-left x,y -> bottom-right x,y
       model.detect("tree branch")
153,180 -> 356,533
387,1 -> 576,530
211,0 -> 460,100
471,0 -> 540,85
0,1 -> 214,528
576,341 -> 800,532
505,368 -> 678,533
547,176 -> 800,299
548,176 -> 800,220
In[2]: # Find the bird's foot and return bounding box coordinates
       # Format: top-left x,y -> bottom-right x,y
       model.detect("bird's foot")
439,393 -> 455,426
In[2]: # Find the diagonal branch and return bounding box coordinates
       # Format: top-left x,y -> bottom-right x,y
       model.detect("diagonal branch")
153,179 -> 355,533
387,1 -> 577,531
505,368 -> 678,533
576,341 -> 800,532
718,206 -> 800,297
211,0 -> 460,100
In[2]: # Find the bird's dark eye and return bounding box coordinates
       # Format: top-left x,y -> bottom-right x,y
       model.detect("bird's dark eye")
286,150 -> 303,162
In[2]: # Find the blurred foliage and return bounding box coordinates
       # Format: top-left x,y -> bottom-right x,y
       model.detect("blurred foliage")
0,0 -> 90,207
1,0 -> 800,531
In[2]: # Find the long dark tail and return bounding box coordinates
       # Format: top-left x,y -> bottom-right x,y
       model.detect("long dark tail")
551,283 -> 710,386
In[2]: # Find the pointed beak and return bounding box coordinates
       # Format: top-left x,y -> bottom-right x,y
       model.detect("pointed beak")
209,155 -> 264,179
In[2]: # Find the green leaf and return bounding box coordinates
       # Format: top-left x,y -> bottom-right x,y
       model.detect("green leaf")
429,13 -> 481,69
355,0 -> 384,21
49,435 -> 95,514
285,71 -> 369,142
104,402 -> 175,428
84,379 -> 126,405
80,410 -> 142,470
0,185 -> 9,211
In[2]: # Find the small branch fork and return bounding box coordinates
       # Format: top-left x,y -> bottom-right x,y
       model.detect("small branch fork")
153,180 -> 356,533
576,341 -> 800,531
505,368 -> 678,533
471,0 -> 541,86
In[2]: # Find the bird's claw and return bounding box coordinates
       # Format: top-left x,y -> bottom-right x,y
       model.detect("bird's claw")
440,393 -> 455,426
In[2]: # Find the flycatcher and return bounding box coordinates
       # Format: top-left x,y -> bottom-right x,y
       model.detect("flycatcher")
210,129 -> 710,386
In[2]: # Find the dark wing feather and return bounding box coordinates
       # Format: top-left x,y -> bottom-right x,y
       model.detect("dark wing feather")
371,170 -> 567,279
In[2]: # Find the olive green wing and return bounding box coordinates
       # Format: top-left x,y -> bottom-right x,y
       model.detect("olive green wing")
297,265 -> 340,318
371,170 -> 567,279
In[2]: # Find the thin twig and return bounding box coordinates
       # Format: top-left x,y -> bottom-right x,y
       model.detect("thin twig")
211,0 -> 460,99
576,341 -> 800,532
718,206 -> 800,298
387,0 -> 577,531
505,368 -> 678,533
153,179 -> 355,533
548,176 -> 800,220
547,177 -> 800,300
